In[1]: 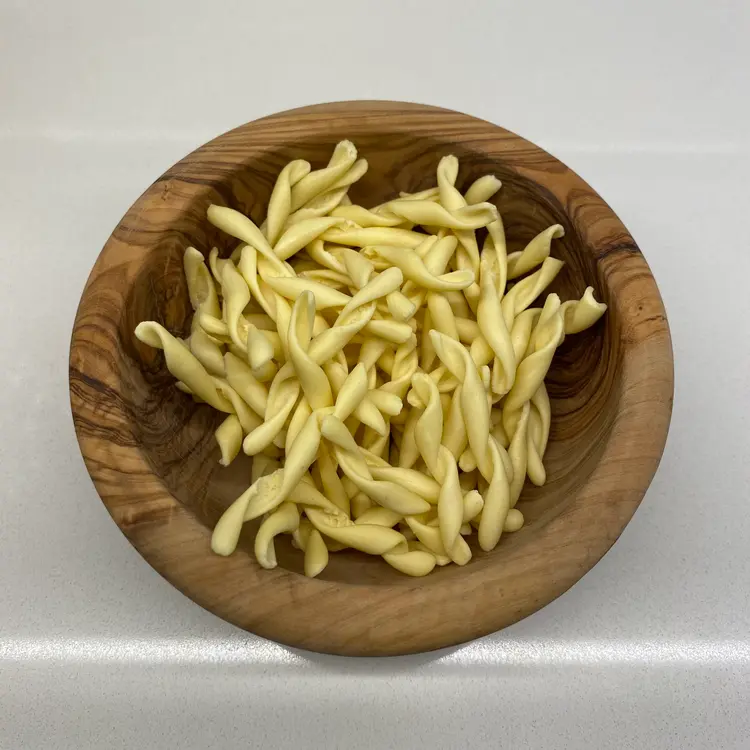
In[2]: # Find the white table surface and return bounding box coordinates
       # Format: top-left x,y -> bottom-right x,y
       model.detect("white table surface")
1,1 -> 749,747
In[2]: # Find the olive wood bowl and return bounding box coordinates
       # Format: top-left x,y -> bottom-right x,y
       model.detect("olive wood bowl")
69,101 -> 673,656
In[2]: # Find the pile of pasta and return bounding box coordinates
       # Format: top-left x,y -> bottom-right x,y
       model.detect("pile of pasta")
135,140 -> 606,578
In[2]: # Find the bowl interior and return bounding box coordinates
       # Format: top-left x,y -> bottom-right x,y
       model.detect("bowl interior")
118,131 -> 618,585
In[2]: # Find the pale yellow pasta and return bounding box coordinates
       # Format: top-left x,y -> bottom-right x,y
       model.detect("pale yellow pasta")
436,446 -> 463,553
464,175 -> 502,205
184,247 -> 220,319
504,508 -> 525,532
304,528 -> 329,578
560,286 -> 608,334
476,245 -> 515,395
427,292 -> 460,340
263,275 -> 350,310
273,216 -> 344,261
213,378 -> 262,433
237,245 -> 277,319
135,140 -> 605,578
316,440 -> 349,515
477,436 -> 512,551
189,327 -> 225,376
436,155 -> 480,277
220,262 -> 251,349
462,490 -> 484,523
288,292 -> 333,410
265,159 -> 311,245
242,378 -> 300,455
367,464 -> 441,503
412,372 -> 443,477
215,414 -> 242,467
351,492 -> 373,519
384,199 -> 498,230
331,204 -> 404,228
508,402 -> 531,507
251,454 -> 280,484
255,502 -> 300,569
322,226 -> 428,249
285,189 -> 350,227
224,353 -> 268,417
206,206 -> 290,277
506,225 -> 564,280
354,506 -> 402,527
135,322 -> 232,412
285,160 -> 368,226
306,507 -> 405,555
285,396 -> 312,455
363,245 -> 474,291
289,140 -> 358,211
382,548 -> 436,576
501,257 -> 564,329
502,302 -> 564,439
305,239 -> 348,275
338,246 -> 373,288
321,415 -> 430,515
405,517 -> 472,566
442,385 -> 468,459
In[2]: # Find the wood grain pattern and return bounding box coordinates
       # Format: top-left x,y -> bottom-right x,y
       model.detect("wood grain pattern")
69,101 -> 673,656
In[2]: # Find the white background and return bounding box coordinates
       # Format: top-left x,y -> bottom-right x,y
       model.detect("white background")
1,1 -> 749,748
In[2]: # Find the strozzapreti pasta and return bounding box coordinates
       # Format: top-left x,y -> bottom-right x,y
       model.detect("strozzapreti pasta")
135,142 -> 607,578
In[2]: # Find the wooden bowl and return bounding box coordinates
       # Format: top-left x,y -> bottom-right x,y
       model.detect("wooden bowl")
69,101 -> 673,656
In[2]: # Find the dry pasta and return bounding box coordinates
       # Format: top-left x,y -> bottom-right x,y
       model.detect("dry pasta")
135,141 -> 607,579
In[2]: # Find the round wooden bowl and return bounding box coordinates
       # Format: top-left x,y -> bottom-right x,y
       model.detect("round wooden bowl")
69,101 -> 673,656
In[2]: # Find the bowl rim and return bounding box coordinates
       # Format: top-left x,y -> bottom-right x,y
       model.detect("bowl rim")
69,100 -> 674,656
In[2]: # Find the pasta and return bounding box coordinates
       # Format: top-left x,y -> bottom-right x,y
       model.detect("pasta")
135,141 -> 607,579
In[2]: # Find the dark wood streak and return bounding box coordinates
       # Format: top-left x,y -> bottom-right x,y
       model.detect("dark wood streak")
69,101 -> 674,656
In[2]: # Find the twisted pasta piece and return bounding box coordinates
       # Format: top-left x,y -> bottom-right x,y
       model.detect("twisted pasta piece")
213,410 -> 322,555
263,275 -> 351,310
476,244 -> 516,395
135,322 -> 232,412
322,226 -> 428,249
321,415 -> 431,515
215,414 -> 242,466
265,159 -> 311,245
477,436 -> 512,551
429,331 -> 492,480
289,140 -> 358,211
506,225 -> 564,280
242,375 -> 300,455
184,247 -> 220,319
331,204 -> 404,228
304,528 -> 329,578
255,502 -> 300,569
224,352 -> 268,417
206,205 -> 291,278
405,516 -> 472,566
501,257 -> 564,329
306,507 -> 406,555
382,547 -> 436,576
273,216 -> 344,261
436,155 -> 481,276
288,292 -> 333,411
383,199 -> 498,230
284,158 -> 369,228
502,297 -> 564,439
464,175 -> 502,205
560,286 -> 607,334
188,327 -> 225,377
363,245 -> 474,291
